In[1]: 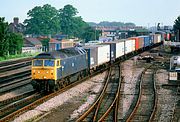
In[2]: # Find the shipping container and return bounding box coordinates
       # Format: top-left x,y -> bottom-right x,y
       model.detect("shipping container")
138,36 -> 151,47
149,35 -> 153,45
138,37 -> 144,49
124,39 -> 135,54
102,41 -> 124,61
157,34 -> 161,43
150,34 -> 154,45
115,41 -> 125,58
83,45 -> 110,69
129,37 -> 139,50
153,34 -> 161,44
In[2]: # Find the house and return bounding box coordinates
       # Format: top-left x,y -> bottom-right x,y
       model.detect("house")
22,37 -> 42,53
49,38 -> 74,51
9,17 -> 25,33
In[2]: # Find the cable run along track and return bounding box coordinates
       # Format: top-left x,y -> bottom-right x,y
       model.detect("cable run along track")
77,63 -> 122,122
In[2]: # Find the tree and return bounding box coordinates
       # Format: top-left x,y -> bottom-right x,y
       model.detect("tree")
81,26 -> 101,42
0,17 -> 9,56
173,16 -> 180,40
59,4 -> 78,37
9,33 -> 23,55
24,4 -> 60,36
72,16 -> 89,38
41,38 -> 50,51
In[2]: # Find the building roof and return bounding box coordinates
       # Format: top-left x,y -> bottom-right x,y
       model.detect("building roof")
25,37 -> 42,46
49,38 -> 60,43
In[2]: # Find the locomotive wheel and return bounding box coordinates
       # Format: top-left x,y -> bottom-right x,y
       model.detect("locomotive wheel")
49,86 -> 56,92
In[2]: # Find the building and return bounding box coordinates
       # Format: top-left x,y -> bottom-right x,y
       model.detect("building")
22,37 -> 42,53
49,38 -> 74,51
9,17 -> 25,33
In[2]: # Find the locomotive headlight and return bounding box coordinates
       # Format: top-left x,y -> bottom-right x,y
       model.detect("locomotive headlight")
46,71 -> 49,74
38,71 -> 40,74
32,70 -> 36,75
51,70 -> 53,75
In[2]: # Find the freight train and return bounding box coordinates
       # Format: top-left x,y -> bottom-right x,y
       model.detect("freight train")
31,34 -> 163,92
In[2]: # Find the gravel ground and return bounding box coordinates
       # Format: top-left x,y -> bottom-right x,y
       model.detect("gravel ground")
12,59 -> 146,122
118,59 -> 145,120
13,72 -> 106,122
0,84 -> 33,101
7,47 -> 180,122
154,69 -> 180,122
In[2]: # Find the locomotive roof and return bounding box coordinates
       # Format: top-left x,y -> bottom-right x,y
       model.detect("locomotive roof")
34,47 -> 86,59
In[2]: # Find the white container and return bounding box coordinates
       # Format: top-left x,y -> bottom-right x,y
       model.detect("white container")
116,41 -> 125,58
157,35 -> 161,43
97,45 -> 110,65
124,39 -> 135,54
83,45 -> 110,68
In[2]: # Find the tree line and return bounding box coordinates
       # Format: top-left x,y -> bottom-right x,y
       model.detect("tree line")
1,4 -> 180,57
24,4 -> 100,42
0,17 -> 23,57
88,21 -> 136,27
0,4 -> 100,57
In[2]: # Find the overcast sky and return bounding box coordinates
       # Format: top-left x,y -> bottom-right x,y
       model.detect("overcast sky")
1,0 -> 180,26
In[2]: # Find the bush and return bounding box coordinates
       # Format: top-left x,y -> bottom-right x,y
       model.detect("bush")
0,53 -> 38,62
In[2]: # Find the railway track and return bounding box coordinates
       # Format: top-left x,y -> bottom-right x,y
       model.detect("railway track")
0,61 -> 31,73
0,90 -> 36,108
0,69 -> 30,83
0,63 -> 31,92
125,65 -> 158,122
0,63 -> 108,122
0,76 -> 31,94
0,92 -> 42,119
0,57 -> 32,67
76,63 -> 122,122
0,58 -> 32,93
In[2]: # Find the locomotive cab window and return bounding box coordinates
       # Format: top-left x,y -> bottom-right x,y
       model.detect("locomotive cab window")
33,60 -> 43,66
44,60 -> 55,67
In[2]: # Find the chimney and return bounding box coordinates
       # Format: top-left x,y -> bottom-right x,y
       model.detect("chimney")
13,17 -> 19,25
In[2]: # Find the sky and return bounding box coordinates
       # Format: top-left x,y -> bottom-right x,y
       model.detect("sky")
0,0 -> 180,27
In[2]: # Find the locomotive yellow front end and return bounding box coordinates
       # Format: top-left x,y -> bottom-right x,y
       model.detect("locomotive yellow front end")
32,59 -> 56,80
31,59 -> 60,92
